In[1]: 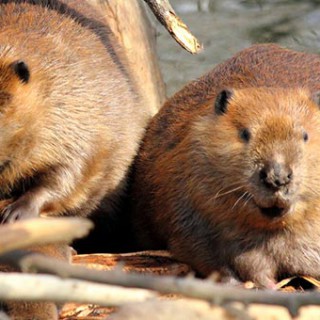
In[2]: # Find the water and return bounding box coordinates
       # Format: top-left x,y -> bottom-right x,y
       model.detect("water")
152,0 -> 320,96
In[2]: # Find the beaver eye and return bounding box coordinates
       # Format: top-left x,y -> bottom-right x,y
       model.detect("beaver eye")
303,131 -> 309,142
239,128 -> 251,142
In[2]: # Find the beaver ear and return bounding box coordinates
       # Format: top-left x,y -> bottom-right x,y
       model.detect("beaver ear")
215,89 -> 233,115
11,60 -> 30,84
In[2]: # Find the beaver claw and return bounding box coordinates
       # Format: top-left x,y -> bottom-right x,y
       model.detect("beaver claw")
1,200 -> 38,224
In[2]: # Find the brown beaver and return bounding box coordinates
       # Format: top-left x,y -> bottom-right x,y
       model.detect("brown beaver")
130,44 -> 320,288
0,0 -> 150,223
0,0 -> 151,318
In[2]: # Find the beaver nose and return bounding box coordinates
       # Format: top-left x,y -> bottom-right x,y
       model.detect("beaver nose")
259,162 -> 293,190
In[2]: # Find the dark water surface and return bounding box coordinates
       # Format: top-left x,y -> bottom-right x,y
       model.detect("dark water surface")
153,0 -> 320,96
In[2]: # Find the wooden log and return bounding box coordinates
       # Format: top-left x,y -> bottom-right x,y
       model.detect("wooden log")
89,0 -> 166,115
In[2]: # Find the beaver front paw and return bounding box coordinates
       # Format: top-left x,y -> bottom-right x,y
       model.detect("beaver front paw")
1,198 -> 38,224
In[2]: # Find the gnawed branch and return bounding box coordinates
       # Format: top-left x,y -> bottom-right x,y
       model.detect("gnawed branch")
0,272 -> 156,306
2,250 -> 320,316
144,0 -> 202,54
0,217 -> 93,255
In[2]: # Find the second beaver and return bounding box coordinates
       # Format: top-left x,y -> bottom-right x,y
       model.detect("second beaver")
130,44 -> 320,288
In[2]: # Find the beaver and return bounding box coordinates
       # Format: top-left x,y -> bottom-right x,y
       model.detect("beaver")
0,0 -> 150,223
130,43 -> 320,288
0,0 -> 151,318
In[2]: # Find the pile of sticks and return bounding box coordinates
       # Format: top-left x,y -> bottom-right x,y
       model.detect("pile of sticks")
0,218 -> 320,319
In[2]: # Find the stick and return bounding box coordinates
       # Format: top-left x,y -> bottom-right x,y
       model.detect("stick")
0,272 -> 156,306
0,218 -> 93,255
143,0 -> 202,54
2,250 -> 320,316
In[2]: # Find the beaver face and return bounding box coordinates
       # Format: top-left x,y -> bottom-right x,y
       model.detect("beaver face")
196,87 -> 320,224
229,88 -> 320,220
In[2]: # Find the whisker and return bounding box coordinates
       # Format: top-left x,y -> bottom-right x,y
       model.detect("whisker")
241,193 -> 253,210
214,184 -> 245,199
232,191 -> 249,210
214,184 -> 238,198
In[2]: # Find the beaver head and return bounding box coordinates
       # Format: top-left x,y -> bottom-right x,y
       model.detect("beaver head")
193,87 -> 320,228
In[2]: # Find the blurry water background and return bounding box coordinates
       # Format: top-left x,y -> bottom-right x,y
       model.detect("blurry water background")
152,0 -> 320,97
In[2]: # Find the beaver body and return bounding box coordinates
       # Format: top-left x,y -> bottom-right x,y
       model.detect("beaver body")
0,0 -> 149,222
0,1 -> 151,318
131,44 -> 320,287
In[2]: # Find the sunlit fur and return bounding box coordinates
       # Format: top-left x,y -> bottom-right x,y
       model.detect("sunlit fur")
0,1 -> 149,220
131,44 -> 320,288
0,1 -> 151,318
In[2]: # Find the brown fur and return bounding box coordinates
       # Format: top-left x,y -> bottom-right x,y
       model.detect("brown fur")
0,1 -> 151,318
131,44 -> 320,288
0,0 -> 149,222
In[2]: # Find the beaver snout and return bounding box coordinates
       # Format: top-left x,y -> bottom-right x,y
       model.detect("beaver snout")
254,161 -> 295,219
259,161 -> 293,191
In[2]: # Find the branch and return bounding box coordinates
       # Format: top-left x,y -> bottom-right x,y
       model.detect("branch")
143,0 -> 202,54
0,217 -> 93,255
0,272 -> 156,306
2,250 -> 320,316
0,312 -> 10,320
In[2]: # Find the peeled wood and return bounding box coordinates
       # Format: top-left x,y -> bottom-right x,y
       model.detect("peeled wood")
0,217 -> 93,255
0,312 -> 10,320
110,299 -> 246,320
6,251 -> 320,317
60,299 -> 320,320
111,299 -> 223,320
143,0 -> 202,54
0,272 -> 156,306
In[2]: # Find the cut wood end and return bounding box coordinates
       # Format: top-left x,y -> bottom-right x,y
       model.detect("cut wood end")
41,217 -> 94,240
170,21 -> 203,54
167,13 -> 202,54
9,217 -> 94,240
144,0 -> 203,54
